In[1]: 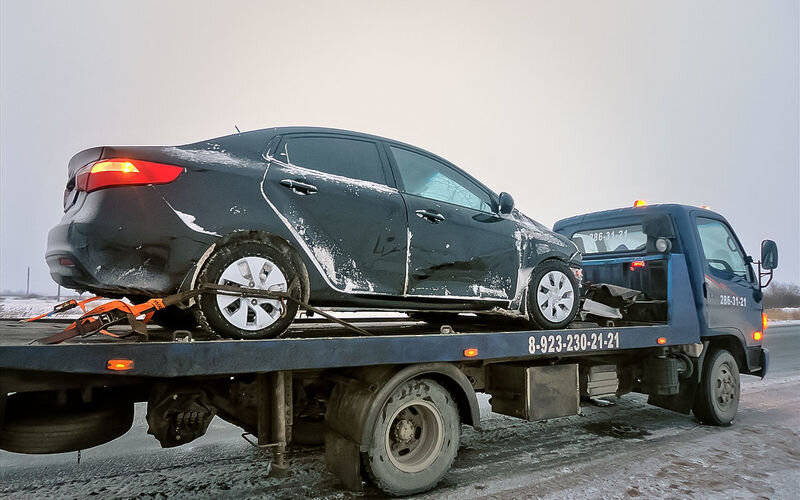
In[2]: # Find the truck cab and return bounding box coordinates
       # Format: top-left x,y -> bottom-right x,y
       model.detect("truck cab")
554,203 -> 776,378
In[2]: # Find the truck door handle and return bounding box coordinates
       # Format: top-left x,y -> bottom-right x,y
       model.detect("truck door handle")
280,179 -> 318,195
415,209 -> 445,223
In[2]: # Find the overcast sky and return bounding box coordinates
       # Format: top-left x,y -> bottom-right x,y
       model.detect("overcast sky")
1,0 -> 798,295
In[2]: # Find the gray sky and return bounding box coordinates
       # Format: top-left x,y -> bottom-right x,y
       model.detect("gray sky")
1,0 -> 798,295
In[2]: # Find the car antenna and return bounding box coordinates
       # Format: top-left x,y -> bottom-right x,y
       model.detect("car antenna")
234,125 -> 241,135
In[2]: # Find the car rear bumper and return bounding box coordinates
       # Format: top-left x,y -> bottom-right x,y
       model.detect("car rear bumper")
46,195 -> 214,298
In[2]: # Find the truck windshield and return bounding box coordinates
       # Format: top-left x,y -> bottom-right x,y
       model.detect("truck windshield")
571,224 -> 646,254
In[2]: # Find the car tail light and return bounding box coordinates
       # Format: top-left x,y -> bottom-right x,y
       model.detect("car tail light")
75,159 -> 183,193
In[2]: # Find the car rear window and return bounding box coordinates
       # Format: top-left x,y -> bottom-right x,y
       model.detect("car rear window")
283,136 -> 385,185
571,224 -> 646,254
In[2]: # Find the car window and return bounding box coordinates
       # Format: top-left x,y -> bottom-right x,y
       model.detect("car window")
389,146 -> 492,212
695,218 -> 749,280
283,136 -> 385,185
571,224 -> 646,254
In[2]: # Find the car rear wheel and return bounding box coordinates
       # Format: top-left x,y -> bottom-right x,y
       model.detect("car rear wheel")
527,260 -> 580,329
195,240 -> 300,339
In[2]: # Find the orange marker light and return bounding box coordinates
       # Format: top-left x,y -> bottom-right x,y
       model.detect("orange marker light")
657,337 -> 667,345
463,348 -> 479,358
753,331 -> 763,342
630,260 -> 645,271
633,200 -> 647,207
107,359 -> 134,371
762,313 -> 768,331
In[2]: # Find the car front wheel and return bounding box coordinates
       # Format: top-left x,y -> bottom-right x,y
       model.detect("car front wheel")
527,260 -> 580,329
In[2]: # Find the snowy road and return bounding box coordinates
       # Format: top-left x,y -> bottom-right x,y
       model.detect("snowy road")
1,324 -> 798,499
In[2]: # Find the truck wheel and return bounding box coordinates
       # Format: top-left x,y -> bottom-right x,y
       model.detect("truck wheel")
196,240 -> 299,339
693,348 -> 740,426
362,378 -> 460,496
0,395 -> 134,454
527,260 -> 579,329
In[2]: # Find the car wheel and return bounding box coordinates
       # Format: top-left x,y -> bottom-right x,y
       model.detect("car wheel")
693,348 -> 740,426
195,240 -> 300,339
361,378 -> 460,496
527,260 -> 579,329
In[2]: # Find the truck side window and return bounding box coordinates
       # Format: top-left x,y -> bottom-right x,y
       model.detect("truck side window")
283,136 -> 386,185
695,218 -> 750,281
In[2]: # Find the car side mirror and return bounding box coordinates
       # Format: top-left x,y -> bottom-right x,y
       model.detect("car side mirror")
498,192 -> 514,215
761,240 -> 778,270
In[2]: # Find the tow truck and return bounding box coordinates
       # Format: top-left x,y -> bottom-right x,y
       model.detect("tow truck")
0,203 -> 778,496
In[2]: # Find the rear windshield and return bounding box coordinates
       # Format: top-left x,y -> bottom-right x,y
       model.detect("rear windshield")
571,224 -> 647,254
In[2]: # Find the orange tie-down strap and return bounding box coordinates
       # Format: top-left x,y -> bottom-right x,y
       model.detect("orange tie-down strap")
34,298 -> 166,345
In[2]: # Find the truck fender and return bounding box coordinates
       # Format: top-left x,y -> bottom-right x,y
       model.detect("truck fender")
325,363 -> 480,491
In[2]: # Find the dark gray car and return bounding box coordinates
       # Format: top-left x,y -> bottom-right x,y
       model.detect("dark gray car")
47,127 -> 582,338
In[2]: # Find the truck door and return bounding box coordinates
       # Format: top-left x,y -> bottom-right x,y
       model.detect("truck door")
262,134 -> 407,294
386,144 -> 519,301
694,217 -> 762,338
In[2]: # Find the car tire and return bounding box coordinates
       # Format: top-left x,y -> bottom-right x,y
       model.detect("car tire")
527,260 -> 580,330
0,394 -> 134,454
361,378 -> 460,496
693,348 -> 740,426
195,240 -> 300,339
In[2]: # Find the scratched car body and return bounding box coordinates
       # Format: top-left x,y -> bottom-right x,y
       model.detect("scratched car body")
47,127 -> 582,338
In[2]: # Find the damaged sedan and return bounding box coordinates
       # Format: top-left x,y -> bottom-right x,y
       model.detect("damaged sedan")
47,127 -> 582,338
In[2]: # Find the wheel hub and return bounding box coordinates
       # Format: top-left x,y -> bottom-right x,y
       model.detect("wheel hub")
536,270 -> 575,323
394,419 -> 416,443
385,400 -> 445,473
215,256 -> 288,331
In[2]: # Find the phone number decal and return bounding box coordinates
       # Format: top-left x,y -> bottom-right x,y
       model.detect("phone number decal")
528,331 -> 621,354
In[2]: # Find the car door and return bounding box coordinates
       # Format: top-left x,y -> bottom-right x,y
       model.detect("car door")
262,134 -> 407,294
694,216 -> 762,336
386,144 -> 519,301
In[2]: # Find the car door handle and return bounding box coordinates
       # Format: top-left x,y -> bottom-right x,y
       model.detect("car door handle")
280,179 -> 318,195
415,209 -> 445,223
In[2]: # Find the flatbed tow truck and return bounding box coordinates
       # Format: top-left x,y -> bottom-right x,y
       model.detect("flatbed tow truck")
0,204 -> 778,496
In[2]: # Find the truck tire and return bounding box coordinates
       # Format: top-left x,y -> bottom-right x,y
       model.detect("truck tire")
693,348 -> 740,426
527,260 -> 580,330
195,240 -> 300,339
0,395 -> 134,454
362,378 -> 460,496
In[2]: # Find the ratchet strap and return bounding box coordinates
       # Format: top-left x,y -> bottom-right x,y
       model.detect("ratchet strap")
31,282 -> 372,345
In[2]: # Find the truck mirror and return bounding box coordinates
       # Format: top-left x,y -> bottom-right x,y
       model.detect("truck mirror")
761,240 -> 778,270
498,192 -> 515,215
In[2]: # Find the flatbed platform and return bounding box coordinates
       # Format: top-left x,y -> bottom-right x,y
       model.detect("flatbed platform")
0,316 -> 687,378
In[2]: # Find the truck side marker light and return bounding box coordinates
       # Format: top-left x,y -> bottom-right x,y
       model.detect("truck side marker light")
630,261 -> 645,271
657,337 -> 667,345
762,313 -> 768,331
753,331 -> 763,341
107,359 -> 134,371
463,348 -> 479,358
